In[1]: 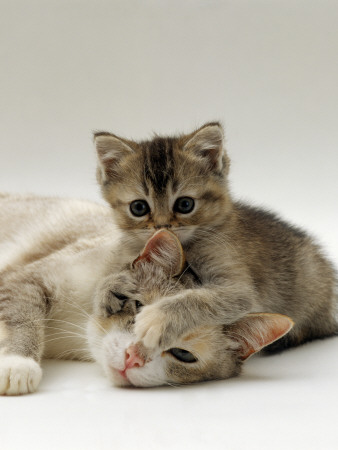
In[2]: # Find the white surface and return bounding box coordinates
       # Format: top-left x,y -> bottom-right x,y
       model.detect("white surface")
1,1 -> 338,449
2,338 -> 338,450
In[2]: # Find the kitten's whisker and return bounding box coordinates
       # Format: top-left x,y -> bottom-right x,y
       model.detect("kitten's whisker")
43,327 -> 86,339
194,227 -> 239,255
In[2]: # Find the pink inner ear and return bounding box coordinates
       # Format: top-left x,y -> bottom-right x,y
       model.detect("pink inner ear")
232,314 -> 294,360
132,229 -> 185,276
133,231 -> 167,265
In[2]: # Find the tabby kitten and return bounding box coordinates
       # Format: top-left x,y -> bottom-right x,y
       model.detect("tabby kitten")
94,122 -> 338,355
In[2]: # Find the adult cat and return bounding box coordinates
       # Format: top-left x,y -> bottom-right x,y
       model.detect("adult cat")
94,122 -> 338,355
88,229 -> 293,387
0,195 -> 291,392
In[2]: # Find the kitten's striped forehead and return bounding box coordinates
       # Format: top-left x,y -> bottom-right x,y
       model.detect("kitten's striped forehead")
142,137 -> 175,195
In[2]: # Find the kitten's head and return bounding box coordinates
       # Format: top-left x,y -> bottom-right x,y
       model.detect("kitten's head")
88,230 -> 293,388
94,123 -> 232,244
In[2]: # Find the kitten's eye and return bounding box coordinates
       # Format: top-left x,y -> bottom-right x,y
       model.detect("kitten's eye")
130,200 -> 150,217
168,348 -> 197,363
173,197 -> 195,214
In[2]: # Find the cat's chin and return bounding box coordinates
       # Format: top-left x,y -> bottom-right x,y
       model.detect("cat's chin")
104,357 -> 169,388
107,367 -> 132,387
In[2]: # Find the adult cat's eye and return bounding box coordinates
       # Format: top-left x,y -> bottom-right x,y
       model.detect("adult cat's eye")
130,200 -> 150,217
168,348 -> 197,363
173,197 -> 195,214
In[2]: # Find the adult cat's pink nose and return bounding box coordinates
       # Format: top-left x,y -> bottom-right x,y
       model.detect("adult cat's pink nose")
125,345 -> 145,370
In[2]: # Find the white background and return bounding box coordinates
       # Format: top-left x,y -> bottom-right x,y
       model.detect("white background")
0,1 -> 337,449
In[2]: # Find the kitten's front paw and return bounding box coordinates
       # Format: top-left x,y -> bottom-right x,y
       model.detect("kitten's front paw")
0,355 -> 42,395
134,304 -> 168,350
95,272 -> 138,317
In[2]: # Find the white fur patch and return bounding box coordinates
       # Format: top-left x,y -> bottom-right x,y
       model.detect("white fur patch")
103,329 -> 133,372
0,355 -> 42,395
126,356 -> 168,387
90,326 -> 169,387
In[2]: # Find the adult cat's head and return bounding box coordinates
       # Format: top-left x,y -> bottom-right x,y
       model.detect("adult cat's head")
94,123 -> 232,244
87,230 -> 293,387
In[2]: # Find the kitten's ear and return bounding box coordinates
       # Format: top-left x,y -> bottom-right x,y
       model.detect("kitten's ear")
133,230 -> 185,277
94,132 -> 135,184
226,313 -> 294,360
183,122 -> 227,173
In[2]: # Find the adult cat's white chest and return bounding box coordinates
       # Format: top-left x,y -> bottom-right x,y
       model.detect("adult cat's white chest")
43,242 -> 118,360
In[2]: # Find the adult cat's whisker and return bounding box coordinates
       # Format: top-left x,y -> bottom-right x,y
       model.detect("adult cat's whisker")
43,334 -> 85,344
43,319 -> 90,334
49,298 -> 108,335
32,317 -> 89,333
43,327 -> 86,338
43,327 -> 102,349
53,347 -> 92,361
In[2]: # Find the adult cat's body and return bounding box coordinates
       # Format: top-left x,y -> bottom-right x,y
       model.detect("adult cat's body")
0,194 -> 124,393
0,194 -> 293,392
95,123 -> 338,354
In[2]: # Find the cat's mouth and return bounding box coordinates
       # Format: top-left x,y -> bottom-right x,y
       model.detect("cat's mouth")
109,366 -> 133,387
117,368 -> 129,380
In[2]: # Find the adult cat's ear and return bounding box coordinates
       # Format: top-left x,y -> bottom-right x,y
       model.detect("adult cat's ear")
133,230 -> 185,277
226,313 -> 294,360
183,122 -> 228,173
94,132 -> 135,184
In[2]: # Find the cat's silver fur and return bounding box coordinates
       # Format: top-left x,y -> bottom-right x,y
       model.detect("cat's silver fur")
0,194 -> 122,393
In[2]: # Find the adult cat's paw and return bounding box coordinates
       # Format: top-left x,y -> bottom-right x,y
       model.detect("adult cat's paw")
0,355 -> 42,395
134,304 -> 167,350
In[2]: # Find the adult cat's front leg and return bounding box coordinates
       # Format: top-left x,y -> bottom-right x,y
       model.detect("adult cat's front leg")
134,285 -> 256,351
0,276 -> 50,395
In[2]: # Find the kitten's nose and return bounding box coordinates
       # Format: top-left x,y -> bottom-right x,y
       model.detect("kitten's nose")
125,345 -> 145,370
